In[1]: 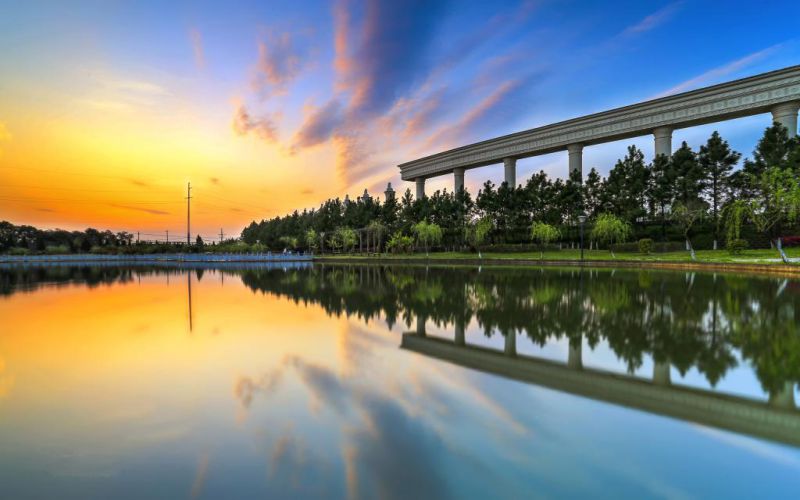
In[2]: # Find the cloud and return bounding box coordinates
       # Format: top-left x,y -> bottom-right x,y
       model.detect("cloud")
190,28 -> 205,70
231,103 -> 278,143
209,177 -> 220,186
108,203 -> 170,215
35,207 -> 55,213
252,32 -> 308,97
620,1 -> 683,37
0,122 -> 10,143
426,79 -> 522,150
292,99 -> 344,151
653,44 -> 784,98
107,78 -> 167,95
128,178 -> 151,188
335,0 -> 449,119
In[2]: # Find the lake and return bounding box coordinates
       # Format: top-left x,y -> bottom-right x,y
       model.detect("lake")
1,263 -> 799,498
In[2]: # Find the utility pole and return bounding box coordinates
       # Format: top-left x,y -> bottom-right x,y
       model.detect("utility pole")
219,228 -> 224,244
137,231 -> 140,243
186,182 -> 192,245
166,229 -> 169,244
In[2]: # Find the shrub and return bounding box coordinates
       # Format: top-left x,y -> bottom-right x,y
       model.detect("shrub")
386,232 -> 414,254
637,238 -> 654,255
45,245 -> 69,255
7,247 -> 29,256
727,238 -> 749,255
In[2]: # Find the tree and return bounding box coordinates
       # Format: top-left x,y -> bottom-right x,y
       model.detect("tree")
530,222 -> 561,259
671,141 -> 705,206
590,213 -> 631,258
333,227 -> 357,253
195,234 -> 204,247
366,221 -> 387,253
646,154 -> 674,240
465,216 -> 492,259
412,221 -> 443,256
724,167 -> 800,256
602,146 -> 649,222
304,229 -> 318,252
582,168 -> 603,217
671,200 -> 707,260
698,131 -> 740,249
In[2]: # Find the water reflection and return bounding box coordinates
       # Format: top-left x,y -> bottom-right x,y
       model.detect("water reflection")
2,263 -> 800,498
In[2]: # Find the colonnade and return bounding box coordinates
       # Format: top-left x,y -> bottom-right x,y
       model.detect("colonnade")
411,103 -> 799,198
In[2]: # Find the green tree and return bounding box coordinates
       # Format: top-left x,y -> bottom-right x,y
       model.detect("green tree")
671,200 -> 707,260
590,213 -> 632,258
412,221 -> 443,256
698,131 -> 740,249
304,229 -> 319,252
465,216 -> 492,259
530,222 -> 561,259
646,154 -> 675,240
671,141 -> 704,206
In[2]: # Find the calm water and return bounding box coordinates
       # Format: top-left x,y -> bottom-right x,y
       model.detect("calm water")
1,263 -> 799,498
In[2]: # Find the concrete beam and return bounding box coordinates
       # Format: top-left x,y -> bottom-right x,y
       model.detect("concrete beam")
399,65 -> 800,180
503,157 -> 516,188
772,102 -> 800,137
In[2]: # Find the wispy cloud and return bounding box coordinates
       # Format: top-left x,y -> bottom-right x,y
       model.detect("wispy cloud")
231,103 -> 278,143
620,1 -> 683,37
108,204 -> 170,216
190,28 -> 205,70
653,44 -> 784,98
252,32 -> 309,97
292,99 -> 344,151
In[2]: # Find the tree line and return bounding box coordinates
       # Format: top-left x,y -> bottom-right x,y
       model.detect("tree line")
242,124 -> 800,254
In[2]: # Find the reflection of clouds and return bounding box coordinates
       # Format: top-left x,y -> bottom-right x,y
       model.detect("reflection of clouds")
0,356 -> 14,399
237,351 -> 454,499
693,426 -> 800,470
348,393 -> 451,500
190,453 -> 210,499
234,369 -> 284,409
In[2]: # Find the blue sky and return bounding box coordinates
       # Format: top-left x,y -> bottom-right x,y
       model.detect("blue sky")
1,0 -> 800,231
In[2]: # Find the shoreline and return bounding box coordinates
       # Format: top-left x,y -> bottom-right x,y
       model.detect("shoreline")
313,255 -> 800,278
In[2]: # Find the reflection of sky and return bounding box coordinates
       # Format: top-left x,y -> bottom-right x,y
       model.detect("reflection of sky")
0,270 -> 799,498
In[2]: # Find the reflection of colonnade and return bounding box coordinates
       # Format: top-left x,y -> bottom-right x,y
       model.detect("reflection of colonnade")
401,325 -> 800,447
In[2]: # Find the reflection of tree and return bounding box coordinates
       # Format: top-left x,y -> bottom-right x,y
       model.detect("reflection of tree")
3,263 -> 799,396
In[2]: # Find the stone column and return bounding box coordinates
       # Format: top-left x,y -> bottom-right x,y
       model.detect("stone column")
503,157 -> 516,188
504,331 -> 516,357
454,317 -> 465,346
654,127 -> 673,158
567,144 -> 583,181
567,338 -> 583,369
653,360 -> 671,386
453,167 -> 465,193
415,178 -> 425,200
771,102 -> 800,137
769,381 -> 796,409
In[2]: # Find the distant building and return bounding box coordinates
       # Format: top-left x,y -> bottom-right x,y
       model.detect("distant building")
360,188 -> 371,203
384,182 -> 395,203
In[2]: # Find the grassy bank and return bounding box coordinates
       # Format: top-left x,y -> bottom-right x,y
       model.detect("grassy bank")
316,248 -> 800,265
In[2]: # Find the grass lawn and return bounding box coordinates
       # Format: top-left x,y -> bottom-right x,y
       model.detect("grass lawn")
317,247 -> 800,265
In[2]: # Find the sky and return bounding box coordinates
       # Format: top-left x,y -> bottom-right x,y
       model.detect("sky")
1,0 -> 799,239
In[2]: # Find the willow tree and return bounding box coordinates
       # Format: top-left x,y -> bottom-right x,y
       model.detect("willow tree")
412,221 -> 443,257
590,213 -> 631,258
530,222 -> 561,259
466,216 -> 492,259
